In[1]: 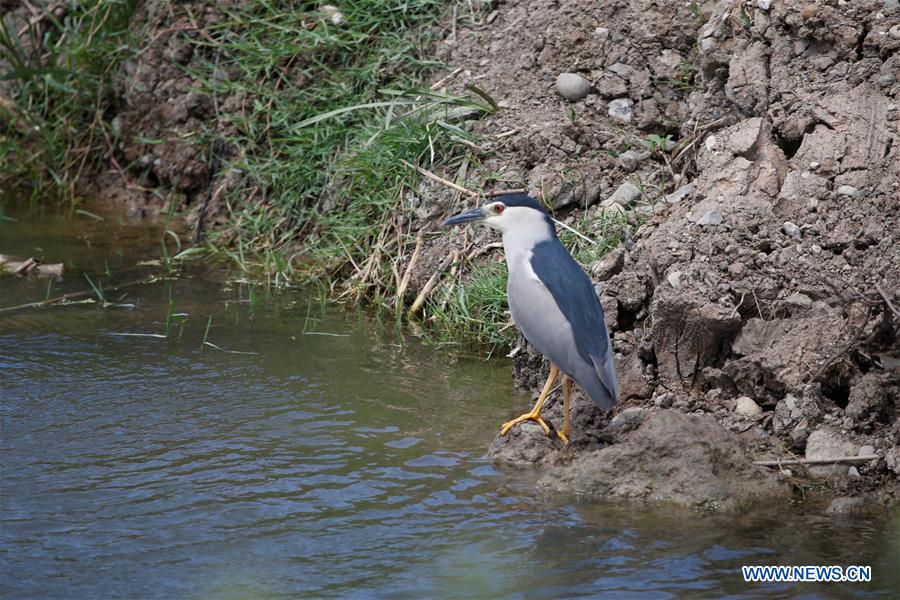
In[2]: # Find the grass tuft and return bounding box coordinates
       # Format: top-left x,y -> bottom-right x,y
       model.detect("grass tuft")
0,1 -> 137,202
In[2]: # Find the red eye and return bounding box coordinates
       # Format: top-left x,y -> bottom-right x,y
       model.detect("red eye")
495,203 -> 505,214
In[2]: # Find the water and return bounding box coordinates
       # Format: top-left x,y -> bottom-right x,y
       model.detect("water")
1,207 -> 899,599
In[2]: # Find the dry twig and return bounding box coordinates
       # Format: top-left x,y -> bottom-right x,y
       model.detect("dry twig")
755,455 -> 878,467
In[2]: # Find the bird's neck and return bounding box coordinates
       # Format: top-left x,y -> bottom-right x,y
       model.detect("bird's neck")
502,226 -> 555,269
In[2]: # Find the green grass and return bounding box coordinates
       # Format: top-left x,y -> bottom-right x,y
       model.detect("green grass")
190,1 -> 494,301
0,0 -> 137,202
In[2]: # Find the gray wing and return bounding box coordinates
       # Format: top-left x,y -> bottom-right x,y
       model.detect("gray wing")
508,240 -> 618,409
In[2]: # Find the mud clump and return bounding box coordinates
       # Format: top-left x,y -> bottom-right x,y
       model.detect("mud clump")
538,410 -> 791,511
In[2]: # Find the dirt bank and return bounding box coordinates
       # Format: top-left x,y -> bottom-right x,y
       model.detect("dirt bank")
430,0 -> 900,510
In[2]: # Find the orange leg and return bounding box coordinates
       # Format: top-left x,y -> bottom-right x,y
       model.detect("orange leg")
500,364 -> 559,436
558,377 -> 572,444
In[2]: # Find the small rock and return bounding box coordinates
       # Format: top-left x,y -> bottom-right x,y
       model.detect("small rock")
785,292 -> 812,309
607,63 -> 633,79
774,392 -> 822,434
848,466 -> 861,479
594,27 -> 610,40
556,73 -> 592,102
890,24 -> 900,40
885,0 -> 900,12
664,183 -> 695,204
604,407 -> 647,435
618,150 -> 647,172
757,0 -> 772,8
602,181 -> 642,208
783,221 -> 802,240
735,396 -> 762,417
836,185 -> 860,197
859,445 -> 876,457
809,161 -> 820,170
592,247 -> 626,281
654,392 -> 674,408
667,271 -> 684,290
607,98 -> 634,123
805,428 -> 857,478
697,209 -> 722,225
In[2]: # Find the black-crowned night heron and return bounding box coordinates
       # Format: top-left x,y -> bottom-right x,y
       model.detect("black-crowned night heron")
443,193 -> 618,443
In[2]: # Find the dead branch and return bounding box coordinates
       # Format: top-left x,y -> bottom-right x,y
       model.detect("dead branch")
408,250 -> 457,316
400,159 -> 477,197
754,455 -> 878,467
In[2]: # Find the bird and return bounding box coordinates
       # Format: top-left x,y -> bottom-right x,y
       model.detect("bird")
443,193 -> 618,443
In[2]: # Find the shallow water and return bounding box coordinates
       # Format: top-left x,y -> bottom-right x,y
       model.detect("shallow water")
1,207 -> 899,599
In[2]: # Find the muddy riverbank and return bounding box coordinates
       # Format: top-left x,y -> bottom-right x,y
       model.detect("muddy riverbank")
2,0 -> 898,510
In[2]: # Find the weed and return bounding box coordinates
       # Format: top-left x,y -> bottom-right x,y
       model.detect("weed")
186,1 -> 492,298
83,272 -> 105,303
639,134 -> 673,154
426,259 -> 513,350
201,315 -> 213,350
0,1 -> 137,203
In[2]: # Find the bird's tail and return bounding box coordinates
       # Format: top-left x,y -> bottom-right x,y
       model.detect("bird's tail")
589,353 -> 618,409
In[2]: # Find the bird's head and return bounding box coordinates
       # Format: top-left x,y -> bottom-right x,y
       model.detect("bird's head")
442,193 -> 554,235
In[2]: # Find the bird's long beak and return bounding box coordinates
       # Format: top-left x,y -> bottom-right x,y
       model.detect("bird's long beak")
442,207 -> 486,227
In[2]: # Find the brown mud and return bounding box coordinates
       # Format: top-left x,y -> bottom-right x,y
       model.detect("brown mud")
4,0 -> 899,511
437,0 -> 900,511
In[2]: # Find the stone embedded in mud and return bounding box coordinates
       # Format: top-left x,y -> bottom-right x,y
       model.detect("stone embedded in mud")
785,292 -> 812,310
602,181 -> 642,208
836,185 -> 860,198
783,221 -> 802,240
604,407 -> 647,435
666,271 -> 684,290
696,208 -> 723,225
664,183 -> 695,204
618,150 -> 647,172
537,410 -> 790,511
825,496 -> 866,514
805,428 -> 858,478
735,396 -> 762,417
555,72 -> 592,102
607,98 -> 634,123
592,247 -> 626,281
